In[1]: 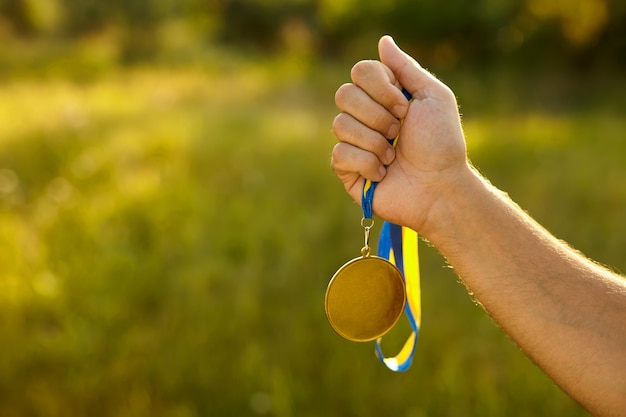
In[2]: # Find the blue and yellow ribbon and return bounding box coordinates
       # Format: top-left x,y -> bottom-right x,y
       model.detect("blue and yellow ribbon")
361,88 -> 420,372
374,222 -> 420,371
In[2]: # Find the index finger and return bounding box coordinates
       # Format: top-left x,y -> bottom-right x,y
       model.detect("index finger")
350,60 -> 409,119
378,35 -> 453,102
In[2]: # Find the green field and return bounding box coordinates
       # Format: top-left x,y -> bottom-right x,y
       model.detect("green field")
0,48 -> 624,416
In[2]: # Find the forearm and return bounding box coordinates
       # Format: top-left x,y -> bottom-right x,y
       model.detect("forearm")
422,165 -> 626,416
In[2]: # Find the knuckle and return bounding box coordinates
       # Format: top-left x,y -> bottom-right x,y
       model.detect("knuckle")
331,142 -> 342,159
334,83 -> 353,107
350,60 -> 376,83
331,113 -> 347,137
330,142 -> 345,169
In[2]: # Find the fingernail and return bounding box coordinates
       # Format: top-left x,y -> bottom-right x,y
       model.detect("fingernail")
385,147 -> 395,165
378,165 -> 387,179
387,123 -> 400,139
393,103 -> 407,118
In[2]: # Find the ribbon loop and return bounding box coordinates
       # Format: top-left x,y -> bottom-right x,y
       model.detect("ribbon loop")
375,223 -> 420,372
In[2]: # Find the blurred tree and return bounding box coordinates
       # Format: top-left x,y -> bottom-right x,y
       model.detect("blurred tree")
218,0 -> 317,50
0,0 -> 624,67
0,0 -> 63,35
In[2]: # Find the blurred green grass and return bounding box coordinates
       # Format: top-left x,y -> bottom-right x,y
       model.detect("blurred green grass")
0,49 -> 624,416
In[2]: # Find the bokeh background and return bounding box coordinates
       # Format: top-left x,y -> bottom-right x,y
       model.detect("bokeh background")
0,0 -> 625,416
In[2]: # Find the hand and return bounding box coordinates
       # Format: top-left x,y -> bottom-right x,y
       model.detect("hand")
331,35 -> 469,234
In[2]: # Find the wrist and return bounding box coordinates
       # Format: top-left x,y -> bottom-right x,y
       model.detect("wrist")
417,163 -> 488,246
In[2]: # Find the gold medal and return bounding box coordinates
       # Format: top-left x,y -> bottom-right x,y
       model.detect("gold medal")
325,219 -> 406,342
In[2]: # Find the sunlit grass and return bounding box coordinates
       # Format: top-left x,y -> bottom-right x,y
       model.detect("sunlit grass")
1,51 -> 624,416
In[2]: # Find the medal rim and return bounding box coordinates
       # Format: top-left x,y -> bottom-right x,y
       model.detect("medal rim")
325,255 -> 406,342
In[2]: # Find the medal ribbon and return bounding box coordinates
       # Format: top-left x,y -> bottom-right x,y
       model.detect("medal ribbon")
361,88 -> 420,372
374,222 -> 420,371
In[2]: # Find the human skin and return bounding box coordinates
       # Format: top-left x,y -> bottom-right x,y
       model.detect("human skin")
331,35 -> 626,416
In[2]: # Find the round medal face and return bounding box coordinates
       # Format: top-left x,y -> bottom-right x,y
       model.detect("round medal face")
325,256 -> 406,342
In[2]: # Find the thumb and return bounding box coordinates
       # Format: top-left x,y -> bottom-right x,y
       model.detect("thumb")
378,35 -> 441,100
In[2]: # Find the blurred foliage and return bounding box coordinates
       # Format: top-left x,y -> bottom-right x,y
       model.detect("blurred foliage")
0,0 -> 625,69
0,0 -> 625,416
